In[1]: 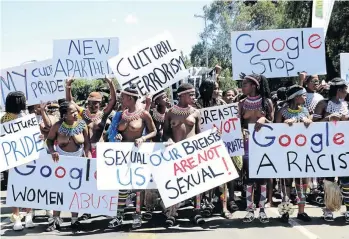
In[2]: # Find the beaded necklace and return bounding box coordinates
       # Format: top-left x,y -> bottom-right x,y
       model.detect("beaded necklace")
170,105 -> 195,116
1,113 -> 18,123
58,120 -> 86,137
305,93 -> 323,113
152,108 -> 167,123
243,95 -> 263,111
122,109 -> 145,122
281,106 -> 309,121
82,109 -> 104,122
326,100 -> 349,116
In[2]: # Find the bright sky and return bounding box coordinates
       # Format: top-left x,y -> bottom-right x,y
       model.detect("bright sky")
0,0 -> 211,69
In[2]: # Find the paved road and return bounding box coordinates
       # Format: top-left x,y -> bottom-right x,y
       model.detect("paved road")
1,205 -> 348,239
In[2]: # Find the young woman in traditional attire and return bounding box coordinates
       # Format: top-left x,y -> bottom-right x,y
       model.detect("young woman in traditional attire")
46,101 -> 91,232
65,77 -> 116,220
275,85 -> 312,223
162,83 -> 205,227
196,79 -> 239,219
313,78 -> 349,223
298,72 -> 324,115
141,91 -> 170,221
107,85 -> 157,229
238,74 -> 274,223
1,92 -> 35,231
66,76 -> 116,158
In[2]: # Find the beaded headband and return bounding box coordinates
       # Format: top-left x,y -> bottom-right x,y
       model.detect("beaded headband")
245,76 -> 260,86
178,89 -> 195,96
121,90 -> 139,97
328,80 -> 346,86
153,92 -> 166,101
287,88 -> 306,100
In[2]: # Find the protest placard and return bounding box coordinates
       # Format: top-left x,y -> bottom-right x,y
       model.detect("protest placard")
0,114 -> 44,172
200,103 -> 244,156
53,37 -> 119,79
0,59 -> 65,107
312,0 -> 335,36
108,31 -> 187,97
231,28 -> 326,80
171,67 -> 212,104
147,129 -> 239,208
340,53 -> 349,83
248,122 -> 349,178
6,154 -> 118,216
96,142 -> 164,190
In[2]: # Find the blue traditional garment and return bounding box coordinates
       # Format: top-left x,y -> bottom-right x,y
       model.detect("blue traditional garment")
107,112 -> 122,142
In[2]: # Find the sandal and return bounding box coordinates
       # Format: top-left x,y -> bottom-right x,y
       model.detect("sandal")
193,214 -> 205,225
243,211 -> 255,223
79,214 -> 91,221
142,211 -> 152,220
165,216 -> 175,227
259,212 -> 269,223
222,210 -> 234,219
108,217 -> 122,229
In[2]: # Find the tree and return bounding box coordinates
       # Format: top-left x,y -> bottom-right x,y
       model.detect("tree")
189,0 -> 349,87
71,78 -> 118,106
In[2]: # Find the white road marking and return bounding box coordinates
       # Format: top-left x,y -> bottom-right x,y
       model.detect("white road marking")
269,208 -> 320,239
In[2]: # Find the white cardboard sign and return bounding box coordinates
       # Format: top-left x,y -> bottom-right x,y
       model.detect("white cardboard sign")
108,31 -> 187,97
6,154 -> 118,216
248,122 -> 349,178
148,129 -> 239,208
200,103 -> 244,156
340,53 -> 349,83
0,59 -> 65,107
231,28 -> 326,80
0,114 -> 44,172
96,142 -> 164,190
53,37 -> 119,79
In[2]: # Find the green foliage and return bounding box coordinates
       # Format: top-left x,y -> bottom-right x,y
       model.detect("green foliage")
189,0 -> 349,85
71,79 -> 117,106
218,68 -> 237,92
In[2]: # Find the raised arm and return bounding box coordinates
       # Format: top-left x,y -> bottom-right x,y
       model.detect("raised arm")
298,72 -> 306,86
65,78 -> 83,112
40,101 -> 52,128
103,76 -> 117,116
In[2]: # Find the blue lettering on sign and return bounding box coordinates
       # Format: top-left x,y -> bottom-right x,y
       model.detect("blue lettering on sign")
14,160 -> 84,190
2,132 -> 43,167
252,124 -> 275,147
224,138 -> 244,154
116,167 -> 146,187
1,70 -> 28,103
55,39 -> 114,78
